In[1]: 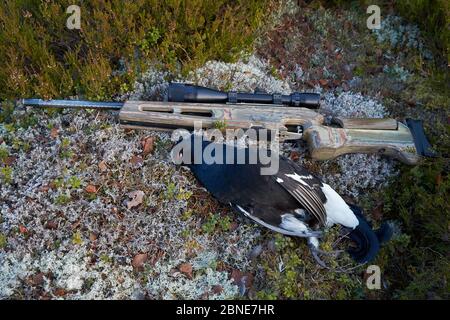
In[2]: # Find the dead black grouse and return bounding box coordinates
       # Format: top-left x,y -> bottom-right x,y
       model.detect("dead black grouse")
172,134 -> 391,265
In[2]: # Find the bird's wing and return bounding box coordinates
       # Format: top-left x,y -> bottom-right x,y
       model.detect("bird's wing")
232,204 -> 322,238
273,169 -> 327,227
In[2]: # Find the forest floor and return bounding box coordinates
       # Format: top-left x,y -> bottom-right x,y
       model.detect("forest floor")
0,2 -> 448,299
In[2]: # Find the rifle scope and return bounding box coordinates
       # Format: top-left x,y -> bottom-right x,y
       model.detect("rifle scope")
168,83 -> 320,109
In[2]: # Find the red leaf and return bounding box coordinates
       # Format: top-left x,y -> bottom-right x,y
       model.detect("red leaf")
39,185 -> 51,193
230,269 -> 243,285
230,269 -> 253,289
211,285 -> 223,294
242,273 -> 254,289
3,156 -> 16,166
130,155 -> 143,167
85,185 -> 97,194
30,273 -> 45,286
178,263 -> 193,279
89,232 -> 98,241
50,127 -> 59,139
289,151 -> 300,161
141,136 -> 155,156
44,221 -> 58,230
54,288 -> 66,297
132,253 -> 148,270
371,204 -> 384,221
230,222 -> 239,231
436,174 -> 442,187
19,225 -> 28,234
98,160 -> 107,172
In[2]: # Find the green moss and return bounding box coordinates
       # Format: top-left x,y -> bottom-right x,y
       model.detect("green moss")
181,228 -> 191,239
59,137 -> 74,159
394,0 -> 449,63
269,65 -> 281,79
201,213 -> 218,234
380,157 -> 450,299
55,192 -> 71,205
61,138 -> 70,148
100,254 -> 113,264
0,166 -> 13,184
218,215 -> 232,232
72,231 -> 83,245
259,232 -> 363,300
255,290 -> 278,300
53,177 -> 65,189
154,137 -> 172,152
201,213 -> 233,234
175,188 -> 193,201
164,182 -> 177,200
68,176 -> 82,189
0,146 -> 9,163
213,120 -> 227,131
4,124 -> 15,133
139,27 -> 162,52
0,233 -> 7,249
0,101 -> 14,123
11,138 -> 31,152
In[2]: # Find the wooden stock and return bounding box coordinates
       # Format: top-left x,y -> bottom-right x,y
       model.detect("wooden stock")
118,101 -> 420,164
303,123 -> 419,165
119,101 -> 323,140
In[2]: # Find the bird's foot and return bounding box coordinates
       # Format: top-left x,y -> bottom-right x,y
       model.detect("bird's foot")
309,245 -> 330,269
309,245 -> 366,272
307,237 -> 334,269
308,244 -> 343,269
307,237 -> 358,272
313,247 -> 344,256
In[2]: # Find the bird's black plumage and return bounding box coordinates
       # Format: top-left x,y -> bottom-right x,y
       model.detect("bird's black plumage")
178,136 -> 322,232
173,134 -> 388,264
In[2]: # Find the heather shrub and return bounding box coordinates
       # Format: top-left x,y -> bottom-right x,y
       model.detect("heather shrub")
0,0 -> 269,100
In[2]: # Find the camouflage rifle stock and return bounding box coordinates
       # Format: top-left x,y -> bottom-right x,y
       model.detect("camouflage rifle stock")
21,83 -> 433,165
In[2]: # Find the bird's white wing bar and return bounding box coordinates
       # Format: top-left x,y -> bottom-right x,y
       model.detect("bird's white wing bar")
280,214 -> 308,233
235,205 -> 322,237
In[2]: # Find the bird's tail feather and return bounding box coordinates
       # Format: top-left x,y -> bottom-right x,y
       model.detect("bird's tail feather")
346,204 -> 382,264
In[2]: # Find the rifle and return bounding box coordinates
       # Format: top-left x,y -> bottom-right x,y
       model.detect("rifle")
21,83 -> 434,165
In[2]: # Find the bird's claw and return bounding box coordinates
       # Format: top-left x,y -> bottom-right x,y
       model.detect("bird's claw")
307,242 -> 344,269
309,246 -> 330,269
308,244 -> 366,272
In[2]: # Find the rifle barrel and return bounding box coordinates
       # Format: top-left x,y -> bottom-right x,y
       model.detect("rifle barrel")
21,99 -> 123,110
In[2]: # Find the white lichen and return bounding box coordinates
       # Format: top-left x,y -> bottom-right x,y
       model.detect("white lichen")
188,55 -> 292,94
373,15 -> 433,60
147,258 -> 238,300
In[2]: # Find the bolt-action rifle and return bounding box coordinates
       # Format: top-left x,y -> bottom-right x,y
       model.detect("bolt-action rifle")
21,83 -> 434,165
